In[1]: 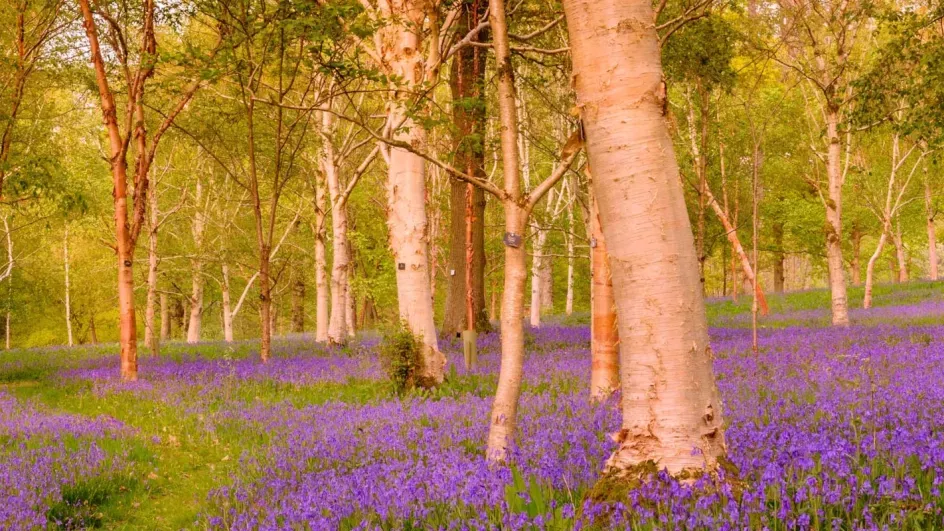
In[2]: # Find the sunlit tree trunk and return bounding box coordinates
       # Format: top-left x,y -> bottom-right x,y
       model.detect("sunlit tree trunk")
565,210 -> 575,316
529,228 -> 547,326
926,174 -> 938,281
485,0 -> 581,460
894,218 -> 908,283
160,292 -> 170,342
864,223 -> 889,309
381,0 -> 445,383
187,177 -> 206,343
562,0 -> 727,475
346,269 -> 356,339
79,0 -> 142,380
540,253 -> 553,312
824,108 -> 850,326
322,112 -> 350,343
703,184 -> 768,314
589,186 -> 618,402
63,225 -> 73,347
851,227 -> 863,285
144,184 -> 159,353
314,175 -> 329,342
221,264 -> 234,342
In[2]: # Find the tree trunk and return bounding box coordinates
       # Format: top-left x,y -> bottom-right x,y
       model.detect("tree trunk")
851,227 -> 863,285
824,108 -> 850,326
382,4 -> 445,384
291,279 -> 305,333
144,184 -> 159,353
442,1 -> 489,337
323,114 -> 350,343
79,0 -> 142,380
187,178 -> 206,344
540,252 -> 553,312
160,292 -> 169,342
589,186 -> 618,401
703,184 -> 769,314
562,0 -> 728,475
566,181 -> 576,316
688,86 -> 709,292
529,228 -> 547,327
487,0 -> 530,460
864,223 -> 890,309
926,174 -> 938,281
64,226 -> 74,347
772,222 -> 785,294
894,219 -> 908,283
346,270 -> 356,339
314,173 -> 329,342
221,264 -> 234,342
88,314 -> 97,344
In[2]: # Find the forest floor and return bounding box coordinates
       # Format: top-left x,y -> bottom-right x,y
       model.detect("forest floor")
4,281 -> 944,529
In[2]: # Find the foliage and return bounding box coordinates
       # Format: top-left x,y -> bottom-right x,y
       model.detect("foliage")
379,322 -> 422,394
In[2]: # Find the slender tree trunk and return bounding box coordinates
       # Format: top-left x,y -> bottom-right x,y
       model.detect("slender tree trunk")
688,86 -> 709,291
589,186 -> 618,401
187,178 -> 206,344
144,184 -> 159,353
894,219 -> 908,283
63,226 -> 74,347
565,186 -> 575,316
382,4 -> 445,383
487,0 -> 529,459
703,184 -> 769,314
529,228 -> 547,326
851,227 -> 863,285
345,271 -> 356,339
323,115 -> 350,343
540,253 -> 553,312
824,107 -> 850,326
79,0 -> 144,380
772,222 -> 785,294
864,223 -> 890,309
562,0 -> 728,475
160,292 -> 169,342
314,174 -> 329,342
221,264 -> 234,342
926,174 -> 938,281
490,280 -> 498,322
291,279 -> 305,333
88,314 -> 97,344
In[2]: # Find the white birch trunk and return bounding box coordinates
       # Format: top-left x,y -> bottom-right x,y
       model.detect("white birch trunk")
63,225 -> 73,347
562,0 -> 728,475
529,228 -> 547,326
824,109 -> 850,326
221,263 -> 234,342
187,178 -> 206,343
380,1 -> 445,384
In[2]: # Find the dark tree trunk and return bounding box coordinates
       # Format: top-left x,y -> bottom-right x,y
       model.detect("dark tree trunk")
442,0 -> 489,337
291,278 -> 305,333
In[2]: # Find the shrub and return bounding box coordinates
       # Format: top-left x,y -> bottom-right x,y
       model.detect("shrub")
379,323 -> 421,395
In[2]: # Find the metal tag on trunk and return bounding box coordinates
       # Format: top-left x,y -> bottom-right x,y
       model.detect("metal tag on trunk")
503,232 -> 522,248
398,262 -> 406,270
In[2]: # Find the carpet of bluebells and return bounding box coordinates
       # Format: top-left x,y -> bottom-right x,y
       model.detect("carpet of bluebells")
4,285 -> 944,529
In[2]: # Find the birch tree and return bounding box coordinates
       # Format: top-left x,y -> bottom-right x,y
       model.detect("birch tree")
562,0 -> 728,476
